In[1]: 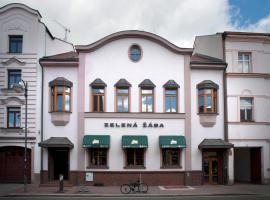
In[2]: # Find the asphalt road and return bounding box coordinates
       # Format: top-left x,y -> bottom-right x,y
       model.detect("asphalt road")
0,195 -> 270,200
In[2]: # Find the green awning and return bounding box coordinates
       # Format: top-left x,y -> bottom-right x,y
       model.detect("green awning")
122,135 -> 148,148
83,135 -> 110,148
159,136 -> 186,148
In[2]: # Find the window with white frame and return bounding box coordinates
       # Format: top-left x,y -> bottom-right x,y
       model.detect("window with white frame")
238,53 -> 251,73
240,97 -> 253,122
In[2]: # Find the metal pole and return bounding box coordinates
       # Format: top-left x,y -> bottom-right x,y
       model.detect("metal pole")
24,81 -> 28,192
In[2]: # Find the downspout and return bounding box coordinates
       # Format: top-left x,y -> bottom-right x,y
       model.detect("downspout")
222,33 -> 229,185
222,33 -> 228,142
39,29 -> 46,182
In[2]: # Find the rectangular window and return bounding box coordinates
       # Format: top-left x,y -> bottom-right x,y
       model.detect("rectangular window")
240,97 -> 253,122
141,89 -> 153,112
88,148 -> 107,167
116,88 -> 129,112
9,35 -> 23,53
238,53 -> 251,73
8,70 -> 21,88
162,148 -> 181,168
92,88 -> 105,112
165,89 -> 177,112
7,107 -> 21,128
126,148 -> 144,167
51,86 -> 71,112
198,89 -> 217,113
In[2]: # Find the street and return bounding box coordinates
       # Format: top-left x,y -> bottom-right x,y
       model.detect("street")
0,195 -> 270,200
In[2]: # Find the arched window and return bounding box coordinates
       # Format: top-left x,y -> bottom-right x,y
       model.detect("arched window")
197,80 -> 218,114
49,77 -> 72,112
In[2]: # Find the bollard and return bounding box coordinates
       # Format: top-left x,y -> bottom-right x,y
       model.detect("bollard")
59,174 -> 64,192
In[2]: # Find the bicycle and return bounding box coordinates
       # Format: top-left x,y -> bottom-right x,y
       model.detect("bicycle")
120,179 -> 148,194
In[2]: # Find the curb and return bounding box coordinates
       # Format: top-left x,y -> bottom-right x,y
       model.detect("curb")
5,193 -> 257,197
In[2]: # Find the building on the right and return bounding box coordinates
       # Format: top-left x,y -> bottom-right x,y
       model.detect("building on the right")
194,31 -> 270,184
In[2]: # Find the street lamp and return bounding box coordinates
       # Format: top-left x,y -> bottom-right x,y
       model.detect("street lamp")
13,80 -> 28,193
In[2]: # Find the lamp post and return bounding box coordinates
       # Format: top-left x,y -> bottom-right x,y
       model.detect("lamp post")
13,80 -> 28,192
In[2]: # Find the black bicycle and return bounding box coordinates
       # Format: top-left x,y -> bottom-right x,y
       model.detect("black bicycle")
120,180 -> 148,194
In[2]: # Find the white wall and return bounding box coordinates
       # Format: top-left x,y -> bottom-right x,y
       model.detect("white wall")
84,118 -> 186,171
84,38 -> 185,113
190,69 -> 225,170
42,66 -> 78,171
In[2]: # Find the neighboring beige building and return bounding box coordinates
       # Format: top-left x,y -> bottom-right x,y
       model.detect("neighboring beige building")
0,3 -> 73,183
194,32 -> 270,184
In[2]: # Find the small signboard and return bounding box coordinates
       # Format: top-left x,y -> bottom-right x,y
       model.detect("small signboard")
85,172 -> 93,182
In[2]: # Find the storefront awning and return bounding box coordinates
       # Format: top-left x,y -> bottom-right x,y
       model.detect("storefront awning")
83,135 -> 110,148
159,135 -> 186,148
198,139 -> 233,150
122,135 -> 148,148
39,137 -> 74,148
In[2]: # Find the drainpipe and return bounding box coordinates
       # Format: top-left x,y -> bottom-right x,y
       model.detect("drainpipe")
222,33 -> 228,142
39,29 -> 46,182
222,33 -> 229,185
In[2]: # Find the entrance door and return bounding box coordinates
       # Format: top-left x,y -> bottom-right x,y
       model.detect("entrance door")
250,148 -> 261,184
49,148 -> 69,180
203,157 -> 218,184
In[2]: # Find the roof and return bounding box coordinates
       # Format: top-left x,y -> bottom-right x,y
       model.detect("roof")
90,78 -> 107,88
114,78 -> 132,88
75,30 -> 193,54
223,31 -> 270,37
139,79 -> 156,88
49,77 -> 73,87
163,80 -> 180,88
0,3 -> 42,18
190,53 -> 226,65
40,51 -> 78,62
198,139 -> 233,149
39,137 -> 74,148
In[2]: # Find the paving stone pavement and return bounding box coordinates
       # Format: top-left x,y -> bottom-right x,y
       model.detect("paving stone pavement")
0,183 -> 270,196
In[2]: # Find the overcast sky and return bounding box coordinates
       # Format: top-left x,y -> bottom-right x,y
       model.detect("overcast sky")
1,0 -> 270,47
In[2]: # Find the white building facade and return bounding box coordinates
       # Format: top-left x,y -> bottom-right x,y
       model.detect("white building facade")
0,3 -> 73,183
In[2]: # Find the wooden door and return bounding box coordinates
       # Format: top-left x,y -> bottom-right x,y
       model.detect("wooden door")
250,148 -> 261,184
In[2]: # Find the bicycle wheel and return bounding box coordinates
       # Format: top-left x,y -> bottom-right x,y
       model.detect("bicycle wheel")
139,183 -> 148,193
120,184 -> 131,194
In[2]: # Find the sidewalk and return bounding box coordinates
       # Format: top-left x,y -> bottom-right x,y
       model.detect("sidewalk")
1,183 -> 270,197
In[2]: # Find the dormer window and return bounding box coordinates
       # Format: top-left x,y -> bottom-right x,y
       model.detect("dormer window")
197,80 -> 218,114
9,35 -> 23,53
49,77 -> 72,112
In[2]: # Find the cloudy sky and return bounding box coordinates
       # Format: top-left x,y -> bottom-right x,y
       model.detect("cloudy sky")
1,0 -> 270,47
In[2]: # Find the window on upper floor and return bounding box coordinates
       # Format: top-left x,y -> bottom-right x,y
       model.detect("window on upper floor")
165,89 -> 177,112
7,107 -> 21,128
141,89 -> 154,112
240,97 -> 253,122
163,80 -> 180,113
197,80 -> 219,114
8,69 -> 21,88
9,35 -> 23,53
116,88 -> 129,112
114,78 -> 131,112
129,44 -> 142,62
90,78 -> 106,112
49,77 -> 72,112
139,79 -> 155,112
238,52 -> 252,73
